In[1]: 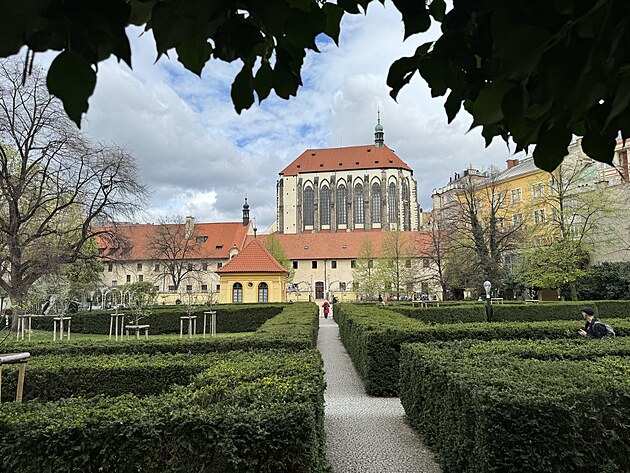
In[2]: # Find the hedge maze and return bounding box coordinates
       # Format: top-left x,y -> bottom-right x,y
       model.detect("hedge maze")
334,302 -> 630,473
0,303 -> 327,473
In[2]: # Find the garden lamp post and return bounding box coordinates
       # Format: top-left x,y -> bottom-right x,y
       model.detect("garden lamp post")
88,291 -> 95,311
483,280 -> 492,322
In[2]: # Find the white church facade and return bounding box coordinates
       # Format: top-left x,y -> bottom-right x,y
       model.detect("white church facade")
276,118 -> 421,234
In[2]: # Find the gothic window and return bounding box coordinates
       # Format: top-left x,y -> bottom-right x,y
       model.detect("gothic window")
232,283 -> 243,303
354,183 -> 364,224
388,182 -> 398,223
320,186 -> 330,225
303,186 -> 314,226
337,184 -> 347,224
402,180 -> 411,230
258,282 -> 268,303
372,183 -> 381,223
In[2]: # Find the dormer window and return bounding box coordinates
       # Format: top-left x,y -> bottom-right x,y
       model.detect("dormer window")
215,245 -> 223,250
196,236 -> 208,243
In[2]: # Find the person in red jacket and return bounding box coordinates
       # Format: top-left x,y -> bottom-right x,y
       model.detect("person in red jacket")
322,300 -> 330,319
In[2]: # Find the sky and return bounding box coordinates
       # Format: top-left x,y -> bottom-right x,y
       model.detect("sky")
57,3 -> 525,231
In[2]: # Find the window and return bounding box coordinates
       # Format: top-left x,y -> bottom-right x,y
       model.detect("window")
371,183 -> 381,223
187,263 -> 193,271
320,185 -> 330,225
154,264 -> 160,272
126,275 -> 131,283
421,282 -> 429,294
201,285 -> 208,292
312,261 -> 318,269
202,262 -> 208,271
423,258 -> 430,268
107,263 -> 113,272
331,260 -> 337,269
405,259 -> 412,268
531,183 -> 545,198
232,283 -> 243,303
217,262 -> 223,268
354,183 -> 364,224
258,282 -> 269,303
138,275 -> 144,282
339,282 -> 347,291
292,261 -> 298,269
186,284 -> 193,292
492,192 -> 505,207
154,286 -> 160,292
303,186 -> 314,226
511,213 -> 523,227
111,280 -> 118,287
351,260 -> 356,269
510,188 -> 522,204
533,209 -> 546,224
137,263 -> 143,271
368,259 -> 373,269
215,245 -> 223,250
388,182 -> 398,222
168,285 -> 177,292
196,236 -> 208,243
216,284 -> 220,291
336,184 -> 347,224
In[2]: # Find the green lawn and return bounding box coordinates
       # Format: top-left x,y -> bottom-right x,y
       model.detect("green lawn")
10,330 -> 253,343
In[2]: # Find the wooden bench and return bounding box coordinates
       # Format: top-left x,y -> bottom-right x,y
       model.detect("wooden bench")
53,316 -> 72,341
125,324 -> 150,340
0,352 -> 30,403
180,315 -> 197,339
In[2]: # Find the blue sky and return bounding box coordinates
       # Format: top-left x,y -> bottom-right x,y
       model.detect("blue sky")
68,2 -> 525,231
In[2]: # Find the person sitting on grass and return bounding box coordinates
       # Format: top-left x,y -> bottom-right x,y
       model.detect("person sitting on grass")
577,307 -> 613,338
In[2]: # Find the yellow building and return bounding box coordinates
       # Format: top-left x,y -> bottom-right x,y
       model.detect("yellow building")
217,239 -> 288,303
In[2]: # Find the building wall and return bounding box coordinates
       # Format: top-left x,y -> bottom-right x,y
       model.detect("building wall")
218,272 -> 287,303
278,168 -> 419,234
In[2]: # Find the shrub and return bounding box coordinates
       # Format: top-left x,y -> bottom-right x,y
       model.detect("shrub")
400,339 -> 630,473
28,304 -> 284,334
334,303 -> 630,396
0,349 -> 327,473
392,305 -> 486,324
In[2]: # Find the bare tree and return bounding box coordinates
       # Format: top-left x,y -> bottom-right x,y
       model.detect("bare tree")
415,211 -> 456,300
0,59 -> 145,319
352,237 -> 380,300
448,171 -> 525,289
145,217 -> 204,292
380,231 -> 416,300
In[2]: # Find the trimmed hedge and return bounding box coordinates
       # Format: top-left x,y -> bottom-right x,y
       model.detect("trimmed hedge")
0,349 -> 328,473
400,339 -> 630,473
3,302 -> 319,357
27,304 -> 284,334
0,353 -> 221,402
391,300 -> 630,324
334,303 -> 630,396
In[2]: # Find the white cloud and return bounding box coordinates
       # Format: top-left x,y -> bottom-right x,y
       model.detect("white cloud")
74,4 -> 524,229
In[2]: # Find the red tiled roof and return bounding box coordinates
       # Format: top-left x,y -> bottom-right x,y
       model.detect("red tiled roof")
95,222 -> 251,261
246,231 -> 432,260
279,144 -> 412,176
217,238 -> 287,273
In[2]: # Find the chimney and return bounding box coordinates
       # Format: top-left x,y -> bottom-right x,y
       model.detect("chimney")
506,159 -> 520,170
185,216 -> 195,239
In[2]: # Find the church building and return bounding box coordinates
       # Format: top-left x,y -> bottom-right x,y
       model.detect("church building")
276,117 -> 420,234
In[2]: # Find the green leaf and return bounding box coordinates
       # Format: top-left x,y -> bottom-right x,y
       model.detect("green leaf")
46,51 -> 96,128
231,65 -> 255,114
472,82 -> 514,125
391,0 -> 431,38
444,89 -> 462,123
322,3 -> 344,45
337,0 -> 362,14
605,71 -> 630,128
428,0 -> 446,22
254,60 -> 273,102
387,43 -> 429,100
176,36 -> 213,76
581,132 -> 615,165
532,126 -> 571,171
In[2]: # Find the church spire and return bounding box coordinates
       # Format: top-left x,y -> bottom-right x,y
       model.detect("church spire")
242,197 -> 250,226
374,110 -> 384,148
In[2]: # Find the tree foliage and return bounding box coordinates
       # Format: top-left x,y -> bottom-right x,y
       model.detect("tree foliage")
379,231 -> 415,299
3,1 -> 629,170
352,237 -> 380,299
263,234 -> 294,283
0,59 -> 145,315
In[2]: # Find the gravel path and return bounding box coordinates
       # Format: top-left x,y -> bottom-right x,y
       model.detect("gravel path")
318,315 -> 442,473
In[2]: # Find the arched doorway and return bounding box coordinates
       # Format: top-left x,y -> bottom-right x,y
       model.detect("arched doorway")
315,281 -> 324,300
232,283 -> 243,303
